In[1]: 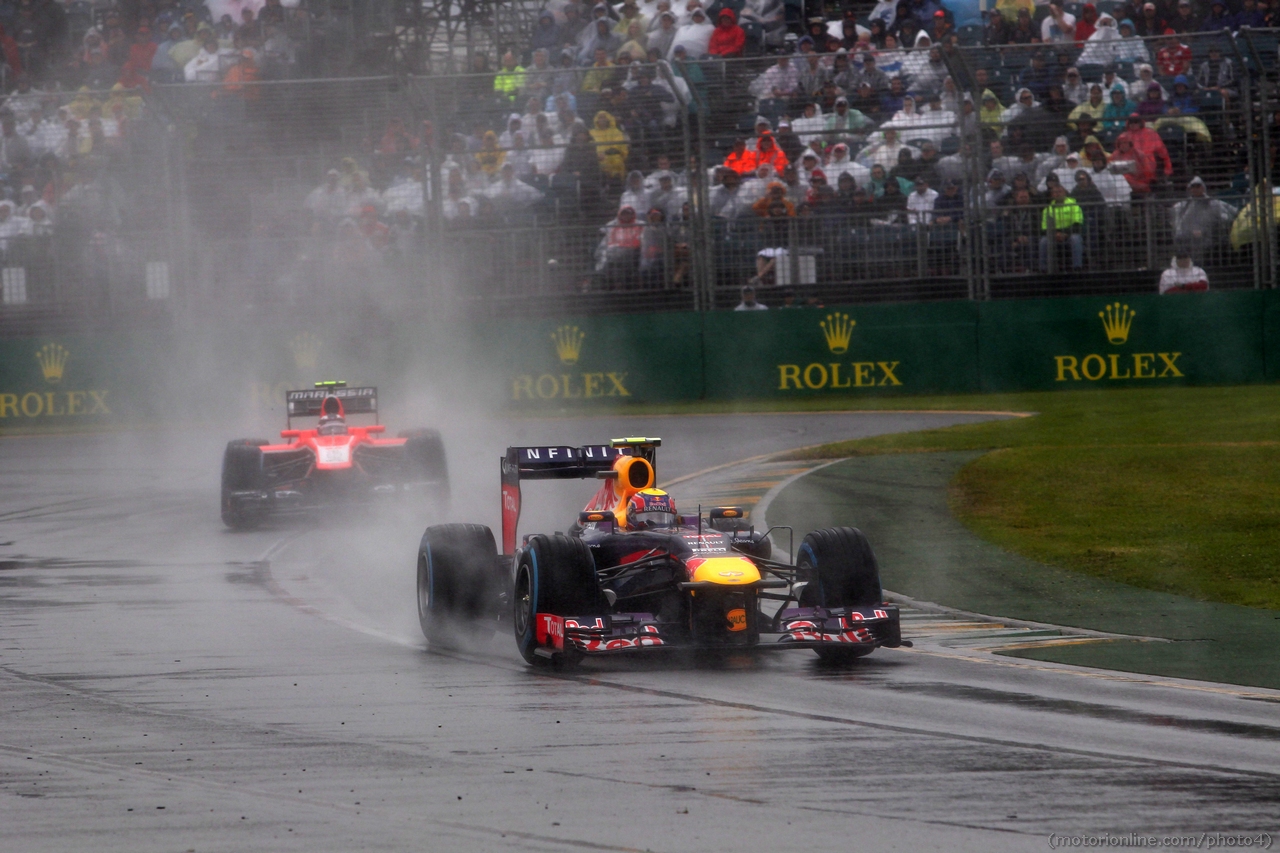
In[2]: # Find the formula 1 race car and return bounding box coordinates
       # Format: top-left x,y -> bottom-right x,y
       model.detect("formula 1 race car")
220,381 -> 448,529
415,437 -> 906,666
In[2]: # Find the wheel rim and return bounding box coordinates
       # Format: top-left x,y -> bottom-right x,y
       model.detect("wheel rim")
514,565 -> 533,638
418,555 -> 431,624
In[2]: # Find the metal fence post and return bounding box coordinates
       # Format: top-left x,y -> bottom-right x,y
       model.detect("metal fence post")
1239,29 -> 1277,289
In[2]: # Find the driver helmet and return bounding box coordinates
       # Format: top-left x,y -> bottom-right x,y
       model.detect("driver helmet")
626,488 -> 677,530
317,395 -> 347,432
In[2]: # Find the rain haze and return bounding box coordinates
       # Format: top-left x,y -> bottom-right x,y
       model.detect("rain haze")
3,3 -> 1279,852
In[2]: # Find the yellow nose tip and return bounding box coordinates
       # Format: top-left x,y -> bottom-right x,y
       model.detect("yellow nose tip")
688,556 -> 761,585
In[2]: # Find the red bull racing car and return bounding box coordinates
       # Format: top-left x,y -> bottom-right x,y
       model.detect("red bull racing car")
415,437 -> 906,665
220,381 -> 448,529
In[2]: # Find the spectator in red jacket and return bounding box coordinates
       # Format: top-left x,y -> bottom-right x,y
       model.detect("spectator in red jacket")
1109,133 -> 1157,195
708,9 -> 745,58
1119,113 -> 1173,179
1156,31 -> 1192,76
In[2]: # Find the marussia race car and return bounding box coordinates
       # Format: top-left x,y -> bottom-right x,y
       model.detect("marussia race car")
220,381 -> 448,529
415,437 -> 907,665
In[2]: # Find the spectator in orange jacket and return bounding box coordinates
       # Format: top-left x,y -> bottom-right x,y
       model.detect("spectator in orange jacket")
753,132 -> 789,173
708,9 -> 745,57
723,138 -> 757,174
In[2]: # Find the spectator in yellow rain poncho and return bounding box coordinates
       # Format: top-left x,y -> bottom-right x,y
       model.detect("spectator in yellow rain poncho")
979,90 -> 1005,131
1230,186 -> 1280,251
474,130 -> 506,178
590,111 -> 630,184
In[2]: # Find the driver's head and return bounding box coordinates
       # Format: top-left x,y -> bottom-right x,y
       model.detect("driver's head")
626,489 -> 677,530
318,394 -> 345,424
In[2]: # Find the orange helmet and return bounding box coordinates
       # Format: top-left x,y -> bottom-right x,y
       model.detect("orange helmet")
626,488 -> 676,530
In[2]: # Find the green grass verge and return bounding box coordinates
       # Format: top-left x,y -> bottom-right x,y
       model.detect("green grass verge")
783,385 -> 1280,612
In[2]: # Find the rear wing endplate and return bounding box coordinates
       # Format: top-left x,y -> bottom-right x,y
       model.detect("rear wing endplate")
500,438 -> 660,555
285,386 -> 378,427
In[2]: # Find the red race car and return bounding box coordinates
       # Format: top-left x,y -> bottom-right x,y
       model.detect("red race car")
220,381 -> 448,529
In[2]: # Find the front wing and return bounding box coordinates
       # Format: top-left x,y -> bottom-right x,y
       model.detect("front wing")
533,605 -> 903,657
229,445 -> 445,516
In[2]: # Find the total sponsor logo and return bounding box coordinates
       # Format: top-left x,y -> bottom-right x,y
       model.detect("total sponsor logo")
1,343 -> 112,419
538,613 -> 665,653
1053,303 -> 1185,383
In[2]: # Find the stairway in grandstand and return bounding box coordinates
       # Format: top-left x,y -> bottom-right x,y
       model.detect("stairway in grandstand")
416,0 -> 551,71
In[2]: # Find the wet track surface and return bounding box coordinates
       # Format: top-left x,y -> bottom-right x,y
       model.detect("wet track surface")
2,413 -> 1278,852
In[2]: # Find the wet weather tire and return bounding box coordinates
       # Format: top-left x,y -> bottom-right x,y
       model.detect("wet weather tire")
399,432 -> 450,484
796,527 -> 883,663
220,439 -> 268,530
513,534 -> 607,667
418,524 -> 499,648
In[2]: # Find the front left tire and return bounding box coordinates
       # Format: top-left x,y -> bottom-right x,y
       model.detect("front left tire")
221,439 -> 268,529
797,526 -> 884,664
513,534 -> 608,666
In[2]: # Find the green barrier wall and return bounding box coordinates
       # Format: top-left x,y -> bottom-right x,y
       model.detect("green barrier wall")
0,330 -> 170,429
1263,290 -> 1280,384
481,312 -> 706,404
502,291 -> 1274,407
5,291 -> 1279,430
701,301 -> 979,399
979,291 -> 1268,392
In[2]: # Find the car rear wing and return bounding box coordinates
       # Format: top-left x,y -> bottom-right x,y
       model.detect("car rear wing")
500,438 -> 660,555
285,386 -> 378,427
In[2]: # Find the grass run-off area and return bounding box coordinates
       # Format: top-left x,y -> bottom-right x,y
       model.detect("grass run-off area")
775,385 -> 1280,612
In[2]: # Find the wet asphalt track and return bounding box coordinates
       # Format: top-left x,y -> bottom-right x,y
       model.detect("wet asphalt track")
2,413 -> 1278,852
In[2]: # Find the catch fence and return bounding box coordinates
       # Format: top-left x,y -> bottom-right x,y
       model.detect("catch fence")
0,28 -> 1277,332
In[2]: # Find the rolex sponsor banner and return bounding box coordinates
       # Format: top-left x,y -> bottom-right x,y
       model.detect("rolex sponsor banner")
979,291 -> 1266,391
485,312 -> 705,405
701,301 -> 980,398
0,332 -> 167,428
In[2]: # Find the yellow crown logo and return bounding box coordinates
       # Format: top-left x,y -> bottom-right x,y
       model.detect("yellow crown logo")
551,325 -> 585,365
290,332 -> 321,371
1099,302 -> 1135,345
35,343 -> 69,383
820,312 -> 855,354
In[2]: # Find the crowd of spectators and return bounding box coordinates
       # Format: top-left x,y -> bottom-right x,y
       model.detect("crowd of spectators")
0,0 -> 327,289
0,0 -> 1272,303
387,0 -> 1276,293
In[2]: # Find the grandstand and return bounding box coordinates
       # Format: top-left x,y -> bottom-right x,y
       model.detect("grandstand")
0,1 -> 1274,329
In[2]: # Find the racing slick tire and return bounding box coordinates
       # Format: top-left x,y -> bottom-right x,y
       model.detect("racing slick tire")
399,429 -> 449,503
418,524 -> 500,648
796,527 -> 883,664
221,439 -> 269,530
513,534 -> 608,667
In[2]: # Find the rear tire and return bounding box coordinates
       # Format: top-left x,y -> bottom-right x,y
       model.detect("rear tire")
221,439 -> 268,530
796,527 -> 883,664
400,429 -> 449,502
513,534 -> 608,667
418,524 -> 499,648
